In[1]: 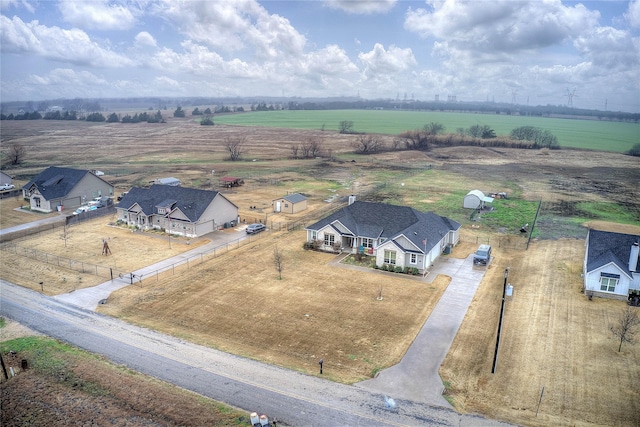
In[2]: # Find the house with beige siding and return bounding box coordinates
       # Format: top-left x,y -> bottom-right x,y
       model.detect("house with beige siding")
305,198 -> 460,274
116,185 -> 238,238
22,166 -> 114,213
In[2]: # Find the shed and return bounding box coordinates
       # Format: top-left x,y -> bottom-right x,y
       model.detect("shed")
154,177 -> 181,186
220,176 -> 244,188
273,193 -> 308,214
463,190 -> 494,209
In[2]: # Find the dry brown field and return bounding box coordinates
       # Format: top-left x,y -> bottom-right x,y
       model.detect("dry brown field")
2,118 -> 639,426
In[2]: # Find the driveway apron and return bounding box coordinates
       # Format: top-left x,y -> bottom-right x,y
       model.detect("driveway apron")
357,254 -> 488,408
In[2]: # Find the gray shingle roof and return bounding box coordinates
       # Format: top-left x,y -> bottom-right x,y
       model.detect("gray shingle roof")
282,193 -> 307,203
306,201 -> 460,253
117,185 -> 235,222
587,229 -> 640,276
23,166 -> 97,200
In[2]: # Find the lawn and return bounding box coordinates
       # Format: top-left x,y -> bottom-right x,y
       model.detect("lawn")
214,110 -> 639,152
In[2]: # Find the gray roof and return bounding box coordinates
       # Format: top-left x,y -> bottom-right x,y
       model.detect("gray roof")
281,193 -> 307,204
117,185 -> 236,222
587,229 -> 640,276
306,201 -> 460,254
23,166 -> 110,200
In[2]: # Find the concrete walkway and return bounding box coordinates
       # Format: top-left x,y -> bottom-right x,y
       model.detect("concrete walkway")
54,228 -> 253,310
0,211 -> 66,240
357,254 -> 488,408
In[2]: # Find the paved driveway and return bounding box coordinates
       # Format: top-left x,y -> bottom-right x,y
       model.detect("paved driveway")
357,254 -> 489,408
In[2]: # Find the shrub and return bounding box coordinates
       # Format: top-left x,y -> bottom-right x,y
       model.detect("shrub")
394,266 -> 403,273
627,143 -> 640,157
381,264 -> 389,271
373,264 -> 379,269
411,267 -> 420,275
403,266 -> 411,274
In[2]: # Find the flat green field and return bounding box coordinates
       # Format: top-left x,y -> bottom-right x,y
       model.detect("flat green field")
213,110 -> 639,152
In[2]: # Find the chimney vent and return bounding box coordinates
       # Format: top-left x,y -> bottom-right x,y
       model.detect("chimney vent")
629,241 -> 639,272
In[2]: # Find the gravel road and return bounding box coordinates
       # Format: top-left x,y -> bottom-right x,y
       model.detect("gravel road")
0,280 -> 512,426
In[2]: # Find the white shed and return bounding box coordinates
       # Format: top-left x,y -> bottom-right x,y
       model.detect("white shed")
463,190 -> 494,209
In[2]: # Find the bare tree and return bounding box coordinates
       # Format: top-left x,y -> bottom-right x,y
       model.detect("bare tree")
353,134 -> 383,154
301,137 -> 322,158
60,224 -> 71,248
610,306 -> 640,352
225,136 -> 246,161
7,144 -> 26,165
290,144 -> 299,159
272,244 -> 284,279
339,120 -> 354,134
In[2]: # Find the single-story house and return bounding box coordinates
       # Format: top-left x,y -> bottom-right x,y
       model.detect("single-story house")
22,166 -> 114,213
305,197 -> 461,274
463,190 -> 494,209
273,193 -> 308,214
153,177 -> 181,186
0,171 -> 12,186
116,185 -> 238,238
583,229 -> 640,300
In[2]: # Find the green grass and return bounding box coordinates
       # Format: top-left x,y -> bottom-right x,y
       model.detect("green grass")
214,110 -> 639,152
481,199 -> 540,233
0,317 -> 5,329
576,202 -> 640,224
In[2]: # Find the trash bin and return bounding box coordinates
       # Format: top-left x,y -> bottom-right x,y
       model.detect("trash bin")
443,245 -> 451,254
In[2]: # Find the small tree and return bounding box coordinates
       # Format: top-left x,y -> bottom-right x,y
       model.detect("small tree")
173,106 -> 185,118
272,244 -> 284,279
627,143 -> 640,157
339,120 -> 354,134
225,136 -> 246,161
610,306 -> 640,352
106,112 -> 119,123
353,134 -> 383,154
60,224 -> 71,248
7,143 -> 26,165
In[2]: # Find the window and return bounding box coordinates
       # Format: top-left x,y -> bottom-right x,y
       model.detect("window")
311,231 -> 317,240
324,234 -> 335,246
410,253 -> 417,264
285,204 -> 289,208
362,237 -> 373,248
384,250 -> 396,265
600,273 -> 619,292
34,197 -> 41,208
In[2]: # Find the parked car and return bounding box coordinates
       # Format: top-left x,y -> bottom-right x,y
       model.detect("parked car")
0,183 -> 15,190
117,192 -> 128,201
473,244 -> 492,265
246,223 -> 266,234
72,205 -> 98,215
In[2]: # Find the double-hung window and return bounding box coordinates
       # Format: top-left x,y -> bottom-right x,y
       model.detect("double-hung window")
410,253 -> 418,264
600,273 -> 619,292
362,237 -> 373,248
324,233 -> 335,246
384,250 -> 396,265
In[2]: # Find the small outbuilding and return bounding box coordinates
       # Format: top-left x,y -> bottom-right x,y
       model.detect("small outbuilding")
153,177 -> 181,186
463,190 -> 494,210
220,176 -> 244,188
0,171 -> 13,186
273,193 -> 308,214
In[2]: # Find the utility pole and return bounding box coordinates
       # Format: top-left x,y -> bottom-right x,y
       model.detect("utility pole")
492,268 -> 509,373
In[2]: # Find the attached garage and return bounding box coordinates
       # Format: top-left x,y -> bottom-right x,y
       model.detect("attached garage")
463,190 -> 494,209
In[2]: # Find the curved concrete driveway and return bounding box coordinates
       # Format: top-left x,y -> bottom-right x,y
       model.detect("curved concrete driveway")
357,254 -> 488,408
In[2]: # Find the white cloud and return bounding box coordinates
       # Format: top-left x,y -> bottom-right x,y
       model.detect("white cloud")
58,0 -> 136,31
574,26 -> 639,71
134,31 -> 156,47
405,0 -> 600,54
325,0 -> 397,14
625,0 -> 640,28
0,15 -> 132,67
1,0 -> 35,13
358,43 -> 416,78
303,44 -> 359,75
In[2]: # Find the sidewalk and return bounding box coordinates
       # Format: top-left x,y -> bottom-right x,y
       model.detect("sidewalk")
356,254 -> 488,408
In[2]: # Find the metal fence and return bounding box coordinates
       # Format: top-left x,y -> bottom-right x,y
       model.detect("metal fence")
458,234 -> 529,251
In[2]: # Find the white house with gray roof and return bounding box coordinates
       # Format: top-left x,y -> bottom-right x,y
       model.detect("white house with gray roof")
583,229 -> 640,300
305,198 -> 460,274
23,166 -> 114,213
116,185 -> 238,238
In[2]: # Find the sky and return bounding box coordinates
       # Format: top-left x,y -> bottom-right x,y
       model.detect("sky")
1,0 -> 639,112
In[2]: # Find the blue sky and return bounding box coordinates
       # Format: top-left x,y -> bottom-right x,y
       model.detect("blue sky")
1,0 -> 639,112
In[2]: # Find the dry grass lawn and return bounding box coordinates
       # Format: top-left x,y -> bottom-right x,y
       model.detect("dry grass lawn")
441,236 -> 640,427
0,216 -> 207,295
99,228 -> 451,383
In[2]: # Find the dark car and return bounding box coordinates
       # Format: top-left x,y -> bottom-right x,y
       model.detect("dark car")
246,223 -> 266,234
